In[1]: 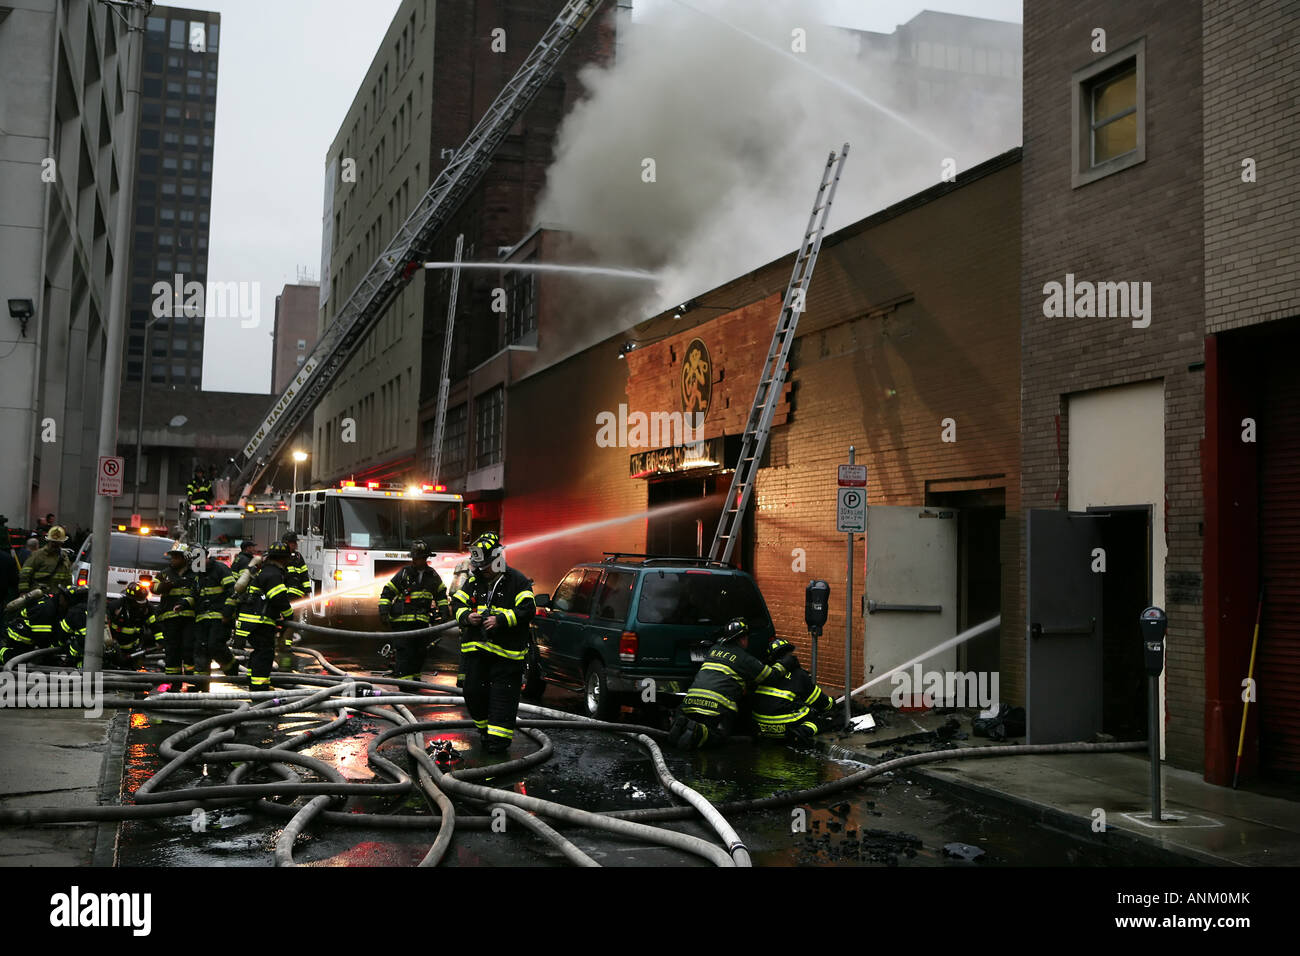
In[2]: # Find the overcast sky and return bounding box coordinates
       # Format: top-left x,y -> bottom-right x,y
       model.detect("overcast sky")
199,0 -> 1022,395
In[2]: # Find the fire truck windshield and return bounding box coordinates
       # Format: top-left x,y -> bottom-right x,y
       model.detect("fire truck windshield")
326,497 -> 459,552
199,516 -> 244,546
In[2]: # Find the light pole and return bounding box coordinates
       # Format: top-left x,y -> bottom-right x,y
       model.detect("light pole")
86,0 -> 147,676
131,314 -> 163,519
292,450 -> 307,494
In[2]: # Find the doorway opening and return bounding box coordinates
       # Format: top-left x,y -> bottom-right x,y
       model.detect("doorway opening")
925,487 -> 1004,676
1088,505 -> 1152,740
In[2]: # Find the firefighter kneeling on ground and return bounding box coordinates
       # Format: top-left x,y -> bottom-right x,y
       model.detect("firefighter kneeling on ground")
450,533 -> 536,753
233,541 -> 294,693
378,538 -> 449,681
1,586 -> 74,666
750,637 -> 835,745
668,617 -> 784,750
107,582 -> 160,669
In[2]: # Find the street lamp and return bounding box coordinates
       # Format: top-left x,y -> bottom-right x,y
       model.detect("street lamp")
292,450 -> 308,493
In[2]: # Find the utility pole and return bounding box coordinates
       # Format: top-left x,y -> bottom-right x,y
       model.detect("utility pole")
86,0 -> 147,675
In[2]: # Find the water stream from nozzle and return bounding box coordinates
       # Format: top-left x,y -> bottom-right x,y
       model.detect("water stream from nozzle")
422,262 -> 659,281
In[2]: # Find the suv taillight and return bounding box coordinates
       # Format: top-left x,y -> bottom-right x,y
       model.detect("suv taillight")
619,631 -> 638,663
77,570 -> 88,586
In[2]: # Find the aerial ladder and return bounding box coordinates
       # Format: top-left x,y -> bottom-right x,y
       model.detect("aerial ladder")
226,0 -> 608,497
709,144 -> 850,565
428,234 -> 464,486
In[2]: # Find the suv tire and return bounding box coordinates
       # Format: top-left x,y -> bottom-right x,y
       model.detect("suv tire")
584,659 -> 617,722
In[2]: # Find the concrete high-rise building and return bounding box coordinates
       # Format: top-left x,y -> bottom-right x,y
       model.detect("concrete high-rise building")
0,0 -> 138,529
272,281 -> 320,395
123,4 -> 220,389
313,0 -> 617,488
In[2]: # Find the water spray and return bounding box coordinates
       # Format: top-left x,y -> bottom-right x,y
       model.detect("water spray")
836,615 -> 1001,704
422,262 -> 659,282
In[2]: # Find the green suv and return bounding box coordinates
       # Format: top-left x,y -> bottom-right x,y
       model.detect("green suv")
527,554 -> 776,720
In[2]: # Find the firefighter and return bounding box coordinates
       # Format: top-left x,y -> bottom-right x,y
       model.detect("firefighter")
750,637 -> 835,744
108,582 -> 160,667
449,533 -> 536,753
153,542 -> 197,688
18,525 -> 71,593
186,467 -> 212,506
1,586 -> 71,666
191,546 -> 240,677
231,539 -> 258,576
278,532 -> 311,669
378,538 -> 449,681
233,541 -> 294,693
668,618 -> 782,750
59,586 -> 90,667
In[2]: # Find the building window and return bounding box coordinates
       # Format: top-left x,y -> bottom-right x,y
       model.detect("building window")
160,207 -> 175,222
169,19 -> 186,49
1073,39 -> 1145,187
474,387 -> 503,469
165,105 -> 181,121
167,79 -> 182,95
163,156 -> 178,171
295,354 -> 306,366
506,264 -> 538,345
442,403 -> 468,477
158,231 -> 174,247
296,339 -> 307,349
189,22 -> 206,53
208,23 -> 219,52
147,15 -> 165,35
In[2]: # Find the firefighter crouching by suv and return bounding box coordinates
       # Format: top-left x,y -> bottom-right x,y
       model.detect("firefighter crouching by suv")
59,586 -> 91,667
154,543 -> 197,689
279,532 -> 311,670
750,637 -> 835,744
234,541 -> 294,692
192,546 -> 240,677
107,582 -> 160,668
1,585 -> 75,666
378,538 -> 449,681
450,533 -> 536,753
669,617 -> 783,750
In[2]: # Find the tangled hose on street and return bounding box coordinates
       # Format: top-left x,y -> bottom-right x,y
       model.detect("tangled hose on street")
0,621 -> 1146,866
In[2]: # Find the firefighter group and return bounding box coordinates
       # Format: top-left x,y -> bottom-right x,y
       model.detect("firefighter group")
2,519 -> 833,753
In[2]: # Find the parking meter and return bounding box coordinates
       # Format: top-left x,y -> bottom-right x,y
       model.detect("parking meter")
805,580 -> 830,636
1140,606 -> 1167,676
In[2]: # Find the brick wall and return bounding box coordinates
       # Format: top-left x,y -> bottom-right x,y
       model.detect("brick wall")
1022,1 -> 1205,768
1203,0 -> 1300,333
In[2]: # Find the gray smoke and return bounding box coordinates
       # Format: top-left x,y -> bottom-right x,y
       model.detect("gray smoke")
533,0 -> 1020,338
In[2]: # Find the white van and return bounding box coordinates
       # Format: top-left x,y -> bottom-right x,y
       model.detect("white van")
72,532 -> 172,600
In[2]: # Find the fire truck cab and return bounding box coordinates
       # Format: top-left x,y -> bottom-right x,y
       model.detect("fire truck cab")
291,481 -> 468,621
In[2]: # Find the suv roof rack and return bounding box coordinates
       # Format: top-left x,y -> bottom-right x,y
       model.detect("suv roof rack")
601,552 -> 736,570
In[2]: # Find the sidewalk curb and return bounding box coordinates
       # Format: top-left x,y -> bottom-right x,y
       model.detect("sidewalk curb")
817,738 -> 1228,867
92,708 -> 129,868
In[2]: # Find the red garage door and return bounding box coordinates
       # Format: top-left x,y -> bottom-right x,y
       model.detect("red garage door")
1259,353 -> 1300,779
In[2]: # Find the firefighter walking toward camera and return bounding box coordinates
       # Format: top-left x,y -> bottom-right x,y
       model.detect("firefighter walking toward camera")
669,617 -> 782,750
750,637 -> 835,744
450,533 -> 536,753
378,538 -> 449,682
18,525 -> 71,593
234,541 -> 294,692
154,543 -> 197,687
192,546 -> 240,676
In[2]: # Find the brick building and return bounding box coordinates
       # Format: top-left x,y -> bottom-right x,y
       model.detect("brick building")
505,150 -> 1023,697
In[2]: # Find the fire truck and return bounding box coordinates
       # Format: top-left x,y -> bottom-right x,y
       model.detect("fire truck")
292,480 -> 469,621
178,498 -> 290,565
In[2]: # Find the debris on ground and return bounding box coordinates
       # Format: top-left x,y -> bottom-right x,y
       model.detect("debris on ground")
943,842 -> 986,862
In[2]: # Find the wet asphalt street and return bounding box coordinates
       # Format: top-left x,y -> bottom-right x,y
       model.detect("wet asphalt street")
112,634 -> 1179,867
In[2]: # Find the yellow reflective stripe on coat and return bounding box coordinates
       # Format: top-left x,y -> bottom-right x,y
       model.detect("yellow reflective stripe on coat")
460,641 -> 486,653
699,661 -> 743,681
482,641 -> 526,660
755,685 -> 798,701
753,706 -> 810,724
514,590 -> 534,606
684,688 -> 738,711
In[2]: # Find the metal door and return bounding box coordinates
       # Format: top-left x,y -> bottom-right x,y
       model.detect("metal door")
863,507 -> 959,696
1026,510 -> 1104,743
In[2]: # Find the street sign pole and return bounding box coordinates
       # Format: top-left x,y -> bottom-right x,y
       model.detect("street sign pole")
844,447 -> 854,731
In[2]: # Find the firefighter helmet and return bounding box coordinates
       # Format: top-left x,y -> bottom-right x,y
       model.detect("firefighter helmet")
410,539 -> 430,561
468,533 -> 503,570
164,541 -> 188,559
720,618 -> 749,644
265,541 -> 292,562
61,585 -> 89,605
766,637 -> 796,662
123,582 -> 150,605
46,525 -> 68,543
282,531 -> 298,545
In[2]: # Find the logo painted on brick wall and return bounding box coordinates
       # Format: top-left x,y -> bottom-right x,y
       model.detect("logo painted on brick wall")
681,338 -> 711,421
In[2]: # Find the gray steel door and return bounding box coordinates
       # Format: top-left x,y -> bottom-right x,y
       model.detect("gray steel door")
1027,510 -> 1104,743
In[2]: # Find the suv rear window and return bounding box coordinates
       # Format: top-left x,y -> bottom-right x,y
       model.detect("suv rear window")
635,571 -> 770,628
105,535 -> 173,571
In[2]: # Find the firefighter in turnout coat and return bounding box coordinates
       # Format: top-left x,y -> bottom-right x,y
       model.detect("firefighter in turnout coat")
669,618 -> 783,750
449,533 -> 536,753
378,538 -> 449,681
234,541 -> 294,692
